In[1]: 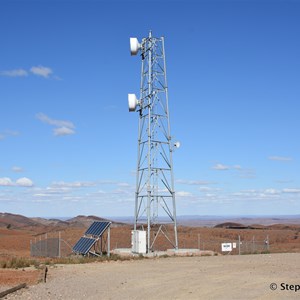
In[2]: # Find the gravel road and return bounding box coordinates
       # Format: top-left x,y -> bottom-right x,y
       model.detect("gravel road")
4,253 -> 300,300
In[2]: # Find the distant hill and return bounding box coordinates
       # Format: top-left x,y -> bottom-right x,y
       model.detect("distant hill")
1,212 -> 299,230
214,222 -> 300,231
31,217 -> 70,227
0,212 -> 126,230
67,215 -> 125,228
214,222 -> 248,229
67,215 -> 111,227
177,215 -> 300,227
0,212 -> 39,229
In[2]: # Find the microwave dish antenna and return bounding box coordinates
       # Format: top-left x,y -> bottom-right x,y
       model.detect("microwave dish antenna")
174,141 -> 181,149
128,93 -> 139,112
130,37 -> 141,55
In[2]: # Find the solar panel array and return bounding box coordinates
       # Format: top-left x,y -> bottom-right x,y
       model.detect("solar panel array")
73,237 -> 97,255
72,221 -> 112,256
85,221 -> 111,237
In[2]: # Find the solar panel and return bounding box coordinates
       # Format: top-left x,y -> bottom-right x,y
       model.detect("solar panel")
73,237 -> 96,255
85,221 -> 111,237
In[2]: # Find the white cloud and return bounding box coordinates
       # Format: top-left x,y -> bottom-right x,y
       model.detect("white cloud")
264,188 -> 280,195
36,113 -> 74,129
210,163 -> 255,178
232,187 -> 300,200
233,165 -> 242,170
36,113 -> 75,136
205,193 -> 217,198
221,163 -> 256,179
0,66 -> 58,79
16,177 -> 34,187
31,187 -> 70,198
94,190 -> 106,194
46,187 -> 70,193
12,166 -> 24,173
268,156 -> 292,162
98,180 -> 118,185
212,163 -> 230,170
50,180 -> 131,190
237,168 -> 256,179
32,199 -> 51,203
0,177 -> 13,186
54,126 -> 75,136
177,191 -> 193,197
30,65 -> 53,78
282,188 -> 300,194
34,193 -> 55,198
276,180 -> 293,184
176,179 -> 215,185
117,182 -> 130,187
0,69 -> 28,77
233,188 -> 300,200
0,130 -> 20,141
232,190 -> 257,197
0,177 -> 33,187
51,181 -> 97,188
4,130 -> 19,136
199,186 -> 220,192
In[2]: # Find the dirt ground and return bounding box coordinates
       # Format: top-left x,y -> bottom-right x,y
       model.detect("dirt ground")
0,268 -> 42,292
3,253 -> 300,300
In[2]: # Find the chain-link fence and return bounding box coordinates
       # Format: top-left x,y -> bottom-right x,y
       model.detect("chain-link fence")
30,232 -> 73,258
30,229 -> 271,257
197,237 -> 270,255
30,238 -> 59,257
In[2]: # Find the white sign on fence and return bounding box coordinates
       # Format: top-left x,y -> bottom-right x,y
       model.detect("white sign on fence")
232,243 -> 237,249
221,243 -> 232,252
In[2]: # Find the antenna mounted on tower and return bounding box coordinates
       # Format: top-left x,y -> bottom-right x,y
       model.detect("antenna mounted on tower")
130,38 -> 141,56
128,94 -> 139,112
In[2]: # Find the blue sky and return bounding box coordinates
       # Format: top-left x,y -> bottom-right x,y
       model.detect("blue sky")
0,0 -> 299,217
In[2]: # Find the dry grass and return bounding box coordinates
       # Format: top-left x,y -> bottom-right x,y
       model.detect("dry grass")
0,254 -> 146,269
0,257 -> 39,269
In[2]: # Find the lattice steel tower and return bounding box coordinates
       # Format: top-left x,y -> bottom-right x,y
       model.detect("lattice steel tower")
128,31 -> 179,253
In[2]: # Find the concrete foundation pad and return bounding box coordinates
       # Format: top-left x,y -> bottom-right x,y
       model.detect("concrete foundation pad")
112,248 -> 215,257
167,249 -> 215,256
111,248 -> 133,257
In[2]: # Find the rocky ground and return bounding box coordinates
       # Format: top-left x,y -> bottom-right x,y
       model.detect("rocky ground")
3,253 -> 300,300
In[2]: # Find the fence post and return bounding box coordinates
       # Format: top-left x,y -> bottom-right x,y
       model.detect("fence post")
40,236 -> 42,257
58,231 -> 61,258
198,234 -> 200,250
238,235 -> 241,255
45,233 -> 48,257
108,227 -> 110,257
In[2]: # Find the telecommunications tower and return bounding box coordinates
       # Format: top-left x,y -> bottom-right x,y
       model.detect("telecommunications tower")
128,31 -> 179,253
